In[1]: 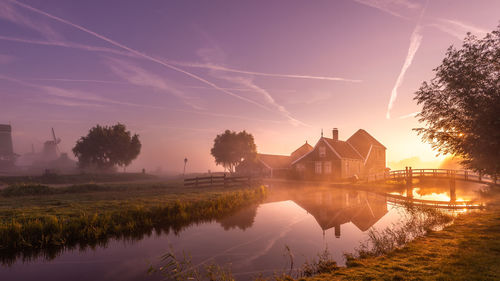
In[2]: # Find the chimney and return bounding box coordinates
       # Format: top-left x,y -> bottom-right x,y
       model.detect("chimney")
332,128 -> 338,141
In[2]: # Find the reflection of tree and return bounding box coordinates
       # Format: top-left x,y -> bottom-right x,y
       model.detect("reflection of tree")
0,198 -> 264,265
217,204 -> 258,231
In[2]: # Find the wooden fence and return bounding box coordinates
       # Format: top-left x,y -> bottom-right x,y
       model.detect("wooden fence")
184,175 -> 253,188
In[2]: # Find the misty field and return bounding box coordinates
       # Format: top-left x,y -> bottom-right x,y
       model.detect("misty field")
0,179 -> 266,262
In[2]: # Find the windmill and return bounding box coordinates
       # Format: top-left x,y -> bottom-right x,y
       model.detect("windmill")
42,128 -> 61,161
51,128 -> 61,154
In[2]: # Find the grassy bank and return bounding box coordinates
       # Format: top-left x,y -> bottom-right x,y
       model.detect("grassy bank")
0,172 -> 156,185
300,186 -> 500,281
0,181 -> 266,264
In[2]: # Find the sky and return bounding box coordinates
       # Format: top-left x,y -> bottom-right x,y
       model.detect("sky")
0,0 -> 499,173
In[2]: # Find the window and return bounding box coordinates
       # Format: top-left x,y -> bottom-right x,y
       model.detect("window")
324,161 -> 331,174
319,146 -> 326,157
315,161 -> 322,174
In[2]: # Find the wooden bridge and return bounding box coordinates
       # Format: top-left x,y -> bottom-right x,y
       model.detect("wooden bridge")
366,168 -> 496,185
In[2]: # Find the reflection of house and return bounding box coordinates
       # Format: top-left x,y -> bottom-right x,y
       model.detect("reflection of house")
272,187 -> 388,237
237,128 -> 386,180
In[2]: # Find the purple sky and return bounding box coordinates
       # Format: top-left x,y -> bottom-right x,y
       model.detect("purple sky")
1,0 -> 499,172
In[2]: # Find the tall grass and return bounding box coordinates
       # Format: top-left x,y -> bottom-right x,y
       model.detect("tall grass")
149,250 -> 235,281
346,203 -> 453,263
0,186 -> 267,265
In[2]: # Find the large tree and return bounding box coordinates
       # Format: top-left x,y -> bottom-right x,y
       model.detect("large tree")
210,130 -> 257,173
73,123 -> 141,171
414,25 -> 500,179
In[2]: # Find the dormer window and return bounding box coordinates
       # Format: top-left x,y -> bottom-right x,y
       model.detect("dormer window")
319,146 -> 326,157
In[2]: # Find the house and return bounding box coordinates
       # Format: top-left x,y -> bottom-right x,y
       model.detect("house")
236,128 -> 386,180
291,128 -> 386,180
236,141 -> 312,178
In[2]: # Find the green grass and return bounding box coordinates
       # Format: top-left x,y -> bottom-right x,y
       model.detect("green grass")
0,172 -> 156,185
0,180 -> 267,264
299,185 -> 500,281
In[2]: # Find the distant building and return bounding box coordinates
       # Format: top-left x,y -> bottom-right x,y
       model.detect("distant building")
237,128 -> 386,180
236,142 -> 312,178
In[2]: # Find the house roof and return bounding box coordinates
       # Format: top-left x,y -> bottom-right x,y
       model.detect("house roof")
346,129 -> 386,158
323,138 -> 364,160
290,141 -> 313,162
257,153 -> 291,169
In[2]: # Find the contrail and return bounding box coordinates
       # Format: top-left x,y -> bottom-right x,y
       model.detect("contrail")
0,35 -> 135,57
171,61 -> 362,82
385,26 -> 422,119
26,78 -> 127,84
9,0 -> 275,113
386,0 -> 428,119
0,74 -> 284,124
398,111 -> 420,119
0,34 -> 360,84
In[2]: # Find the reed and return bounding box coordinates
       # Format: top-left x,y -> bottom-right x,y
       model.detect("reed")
0,185 -> 267,263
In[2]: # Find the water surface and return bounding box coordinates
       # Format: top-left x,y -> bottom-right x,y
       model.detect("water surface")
0,182 -> 485,280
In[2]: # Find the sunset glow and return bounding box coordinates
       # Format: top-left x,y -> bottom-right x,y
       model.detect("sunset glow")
1,0 -> 498,173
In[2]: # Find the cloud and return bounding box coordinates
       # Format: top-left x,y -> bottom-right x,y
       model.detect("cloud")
33,97 -> 106,108
351,0 -> 420,20
105,58 -> 204,110
0,1 -> 61,40
0,35 -> 135,57
194,43 -> 309,126
0,54 -> 14,64
170,61 -> 362,82
285,92 -> 333,105
1,74 -> 283,124
386,26 -> 423,119
9,0 -> 274,113
430,19 -> 488,40
26,78 -> 127,84
220,74 -> 310,127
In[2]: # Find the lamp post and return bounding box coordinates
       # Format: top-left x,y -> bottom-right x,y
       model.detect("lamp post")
183,157 -> 188,177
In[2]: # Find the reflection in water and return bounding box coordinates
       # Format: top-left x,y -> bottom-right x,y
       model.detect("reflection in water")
0,182 -> 485,281
268,187 -> 388,238
396,178 -> 486,204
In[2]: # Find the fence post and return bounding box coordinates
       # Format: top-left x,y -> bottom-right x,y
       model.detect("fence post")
464,171 -> 468,181
478,172 -> 482,182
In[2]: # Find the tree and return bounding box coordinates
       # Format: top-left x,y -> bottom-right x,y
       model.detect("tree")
73,123 -> 141,171
210,130 -> 257,173
414,25 -> 500,180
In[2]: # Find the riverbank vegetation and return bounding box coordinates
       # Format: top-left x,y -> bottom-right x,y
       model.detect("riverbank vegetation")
0,180 -> 266,264
297,184 -> 500,281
